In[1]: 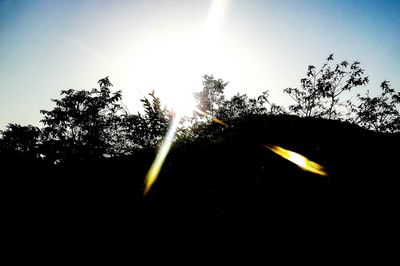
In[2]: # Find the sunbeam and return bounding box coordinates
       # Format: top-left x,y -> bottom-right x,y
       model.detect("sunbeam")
143,0 -> 230,195
143,108 -> 229,196
206,0 -> 229,38
144,116 -> 181,196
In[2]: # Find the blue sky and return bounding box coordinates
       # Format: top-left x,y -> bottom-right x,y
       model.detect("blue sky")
1,0 -> 399,129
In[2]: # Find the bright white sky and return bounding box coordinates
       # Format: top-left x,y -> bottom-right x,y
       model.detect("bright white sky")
1,0 -> 399,129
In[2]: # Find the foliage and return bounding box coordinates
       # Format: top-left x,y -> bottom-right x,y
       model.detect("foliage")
352,81 -> 400,133
189,75 -> 284,140
217,91 -> 270,120
3,72 -> 400,244
123,91 -> 170,149
0,123 -> 40,158
40,77 -> 124,162
194,74 -> 228,117
284,54 -> 369,119
1,56 -> 399,168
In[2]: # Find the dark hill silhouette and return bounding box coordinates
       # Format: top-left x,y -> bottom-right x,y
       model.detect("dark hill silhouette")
4,114 -> 399,252
3,64 -> 399,254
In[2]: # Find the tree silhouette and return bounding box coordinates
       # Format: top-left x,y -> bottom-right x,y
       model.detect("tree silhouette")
3,71 -> 400,251
194,74 -> 228,117
353,80 -> 400,133
217,91 -> 270,121
0,123 -> 40,158
40,77 -> 124,162
284,54 -> 369,119
189,75 -> 286,141
123,91 -> 170,149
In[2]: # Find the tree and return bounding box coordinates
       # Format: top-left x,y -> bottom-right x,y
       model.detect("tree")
123,91 -> 170,149
0,123 -> 40,158
284,54 -> 369,119
217,91 -> 274,121
194,74 -> 228,117
40,77 -> 125,162
353,80 -> 400,133
189,75 -> 287,140
186,75 -> 229,139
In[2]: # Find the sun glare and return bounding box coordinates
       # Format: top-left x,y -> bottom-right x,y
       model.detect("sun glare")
206,0 -> 229,38
118,0 -> 230,121
170,90 -> 197,117
119,31 -> 203,117
143,0 -> 230,195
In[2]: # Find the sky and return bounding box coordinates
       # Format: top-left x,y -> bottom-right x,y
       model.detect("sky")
0,0 -> 399,129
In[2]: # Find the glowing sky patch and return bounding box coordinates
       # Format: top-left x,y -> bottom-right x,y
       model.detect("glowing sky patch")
143,0 -> 230,195
1,0 -> 399,129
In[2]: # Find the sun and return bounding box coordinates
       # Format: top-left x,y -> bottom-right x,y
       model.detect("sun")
118,0 -> 230,120
118,28 -> 204,117
140,34 -> 201,118
167,88 -> 198,118
142,0 -> 230,195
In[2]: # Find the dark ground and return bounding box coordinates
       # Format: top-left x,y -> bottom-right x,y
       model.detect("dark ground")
3,115 -> 399,255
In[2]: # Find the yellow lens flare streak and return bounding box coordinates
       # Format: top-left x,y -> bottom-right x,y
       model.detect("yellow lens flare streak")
264,144 -> 328,176
144,110 -> 228,196
194,108 -> 229,127
211,117 -> 228,127
144,116 -> 181,196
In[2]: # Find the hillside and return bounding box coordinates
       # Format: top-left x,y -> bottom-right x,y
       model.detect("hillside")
4,114 -> 399,251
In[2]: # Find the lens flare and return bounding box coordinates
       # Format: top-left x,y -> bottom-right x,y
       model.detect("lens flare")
194,108 -> 229,127
144,111 -> 328,196
264,144 -> 328,176
144,110 -> 229,196
144,116 -> 181,196
143,0 -> 231,196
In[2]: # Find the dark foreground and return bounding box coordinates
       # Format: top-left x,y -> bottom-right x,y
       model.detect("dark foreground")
3,115 -> 399,255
